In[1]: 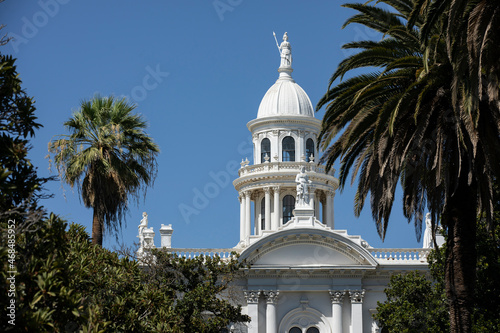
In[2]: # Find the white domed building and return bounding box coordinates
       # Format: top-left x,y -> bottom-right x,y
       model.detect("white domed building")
139,33 -> 439,333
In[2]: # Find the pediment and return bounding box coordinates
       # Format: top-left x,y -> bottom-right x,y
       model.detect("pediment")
239,229 -> 378,268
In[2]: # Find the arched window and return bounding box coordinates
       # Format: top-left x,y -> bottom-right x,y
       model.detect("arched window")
260,197 -> 265,231
289,328 -> 302,333
282,136 -> 295,161
306,327 -> 320,333
261,138 -> 271,163
306,138 -> 315,162
282,195 -> 295,224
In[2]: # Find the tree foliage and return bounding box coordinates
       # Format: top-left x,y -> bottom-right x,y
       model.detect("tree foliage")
144,249 -> 250,332
48,95 -> 160,246
374,271 -> 448,333
316,1 -> 500,331
375,220 -> 500,332
0,53 -> 52,220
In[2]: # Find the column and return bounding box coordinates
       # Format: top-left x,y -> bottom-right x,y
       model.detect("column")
322,195 -> 327,224
326,191 -> 335,229
349,289 -> 365,333
239,194 -> 245,242
264,290 -> 279,333
297,130 -> 304,160
329,290 -> 345,333
314,190 -> 320,219
309,187 -> 315,211
254,196 -> 259,235
264,187 -> 271,231
245,290 -> 260,332
272,186 -> 280,230
245,191 -> 251,239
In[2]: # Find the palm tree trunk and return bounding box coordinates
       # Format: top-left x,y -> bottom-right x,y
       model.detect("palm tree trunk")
443,176 -> 477,333
92,208 -> 103,246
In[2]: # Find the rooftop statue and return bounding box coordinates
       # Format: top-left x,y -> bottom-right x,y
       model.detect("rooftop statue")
274,31 -> 292,68
138,212 -> 148,251
423,213 -> 433,248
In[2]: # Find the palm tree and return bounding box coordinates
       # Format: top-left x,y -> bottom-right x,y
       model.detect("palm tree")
49,95 -> 160,246
316,1 -> 500,332
411,0 -> 500,118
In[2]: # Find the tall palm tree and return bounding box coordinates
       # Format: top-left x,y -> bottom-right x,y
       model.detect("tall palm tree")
316,1 -> 500,332
49,95 -> 160,246
411,0 -> 500,118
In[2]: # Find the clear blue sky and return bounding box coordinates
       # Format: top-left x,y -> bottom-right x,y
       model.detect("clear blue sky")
1,0 -> 424,250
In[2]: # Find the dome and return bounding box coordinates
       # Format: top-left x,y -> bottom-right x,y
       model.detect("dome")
256,32 -> 315,119
256,74 -> 314,118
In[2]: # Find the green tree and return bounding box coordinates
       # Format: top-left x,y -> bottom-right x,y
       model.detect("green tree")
64,227 -> 249,332
316,1 -> 500,331
411,4 -> 500,330
49,95 -> 160,246
0,52 -> 83,332
144,249 -> 250,332
374,271 -> 449,332
411,0 -> 500,123
0,53 -> 52,221
375,219 -> 500,332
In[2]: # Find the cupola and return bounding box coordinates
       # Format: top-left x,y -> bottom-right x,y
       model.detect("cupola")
256,32 -> 315,119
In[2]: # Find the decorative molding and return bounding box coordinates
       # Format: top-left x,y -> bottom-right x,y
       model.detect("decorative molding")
349,289 -> 365,303
244,290 -> 261,304
329,290 -> 346,304
263,290 -> 279,304
245,236 -> 373,266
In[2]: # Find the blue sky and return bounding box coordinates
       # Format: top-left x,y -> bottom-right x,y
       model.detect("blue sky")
1,0 -> 424,250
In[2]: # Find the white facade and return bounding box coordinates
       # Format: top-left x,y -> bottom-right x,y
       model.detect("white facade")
142,33 -> 434,333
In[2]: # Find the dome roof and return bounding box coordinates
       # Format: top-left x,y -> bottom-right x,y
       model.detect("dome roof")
257,74 -> 314,118
256,32 -> 315,119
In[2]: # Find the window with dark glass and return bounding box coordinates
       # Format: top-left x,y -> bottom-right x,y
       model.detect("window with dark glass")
261,197 -> 265,231
282,195 -> 295,224
282,136 -> 295,161
306,327 -> 320,333
289,327 -> 302,333
261,138 -> 271,163
306,138 -> 315,162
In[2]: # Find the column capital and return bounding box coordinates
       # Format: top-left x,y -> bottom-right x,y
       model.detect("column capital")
329,290 -> 346,304
272,186 -> 281,193
264,186 -> 272,194
327,190 -> 336,198
244,290 -> 261,304
263,290 -> 279,304
243,190 -> 251,198
349,289 -> 365,303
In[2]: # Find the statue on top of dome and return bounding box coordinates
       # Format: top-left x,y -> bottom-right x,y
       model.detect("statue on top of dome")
274,31 -> 292,68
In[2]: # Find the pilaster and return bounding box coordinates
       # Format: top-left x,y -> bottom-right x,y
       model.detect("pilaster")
349,289 -> 365,333
329,290 -> 345,333
245,290 -> 261,332
264,290 -> 279,333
